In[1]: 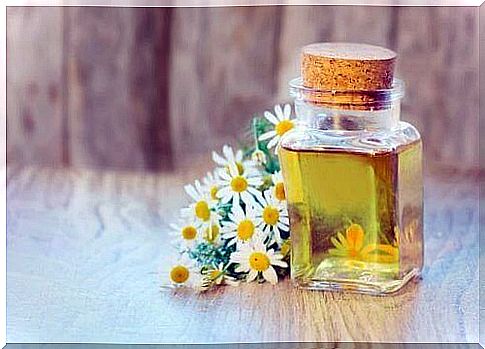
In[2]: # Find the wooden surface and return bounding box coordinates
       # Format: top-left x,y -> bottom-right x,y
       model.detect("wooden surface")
66,8 -> 173,170
6,7 -> 65,165
6,164 -> 479,344
169,7 -> 281,161
6,6 -> 480,172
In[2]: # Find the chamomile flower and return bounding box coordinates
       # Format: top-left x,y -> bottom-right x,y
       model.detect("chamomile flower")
271,171 -> 286,202
213,144 -> 258,176
181,179 -> 220,226
212,145 -> 245,174
216,162 -> 263,206
230,237 -> 287,285
202,171 -> 220,201
201,263 -> 239,288
254,189 -> 290,245
259,104 -> 294,153
162,256 -> 200,289
221,203 -> 264,246
169,219 -> 202,249
329,223 -> 399,263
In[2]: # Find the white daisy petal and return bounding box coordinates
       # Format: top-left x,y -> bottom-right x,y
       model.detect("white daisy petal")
277,222 -> 289,231
247,177 -> 262,185
247,269 -> 258,282
217,170 -> 232,182
264,225 -> 270,234
212,151 -> 227,166
253,237 -> 266,251
280,216 -> 290,225
221,193 -> 232,204
240,191 -> 253,206
184,185 -> 199,201
271,259 -> 288,268
267,135 -> 280,150
235,149 -> 243,162
194,180 -> 204,194
228,163 -> 239,177
259,130 -> 277,141
264,111 -> 279,125
283,103 -> 291,119
246,187 -> 263,203
273,226 -> 282,242
274,104 -> 284,121
223,222 -> 238,230
262,266 -> 278,285
223,145 -> 235,162
233,203 -> 244,218
217,186 -> 232,198
235,265 -> 249,273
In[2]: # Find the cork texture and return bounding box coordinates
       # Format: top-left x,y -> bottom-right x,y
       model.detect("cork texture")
301,42 -> 397,91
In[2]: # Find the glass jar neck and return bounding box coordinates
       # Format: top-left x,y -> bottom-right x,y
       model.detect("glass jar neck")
290,78 -> 404,132
294,99 -> 401,132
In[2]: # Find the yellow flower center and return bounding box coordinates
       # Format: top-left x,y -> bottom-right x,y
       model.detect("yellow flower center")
237,219 -> 255,241
249,252 -> 270,272
210,269 -> 222,279
346,223 -> 364,252
181,226 -> 197,240
274,182 -> 286,201
195,201 -> 210,221
230,176 -> 248,193
275,119 -> 294,136
263,206 -> 279,226
170,265 -> 189,284
204,224 -> 220,243
210,186 -> 218,200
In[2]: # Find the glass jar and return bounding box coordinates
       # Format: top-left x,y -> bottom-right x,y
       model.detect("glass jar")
278,76 -> 423,295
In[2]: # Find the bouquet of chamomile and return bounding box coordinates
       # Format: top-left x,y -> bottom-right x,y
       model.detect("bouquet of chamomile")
162,104 -> 295,291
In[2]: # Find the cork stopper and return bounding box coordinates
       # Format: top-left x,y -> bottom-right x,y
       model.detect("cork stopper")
301,42 -> 397,91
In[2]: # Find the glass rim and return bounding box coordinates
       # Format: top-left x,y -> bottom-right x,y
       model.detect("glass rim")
289,77 -> 405,102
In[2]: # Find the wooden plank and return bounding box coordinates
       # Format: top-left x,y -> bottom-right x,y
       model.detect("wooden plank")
395,7 -> 479,172
129,8 -> 173,171
330,6 -> 394,46
481,4 -> 485,178
6,7 -> 64,166
169,7 -> 281,166
277,5 -> 393,101
66,8 -> 172,171
6,165 -> 479,342
6,6 -> 480,174
277,6 -> 335,101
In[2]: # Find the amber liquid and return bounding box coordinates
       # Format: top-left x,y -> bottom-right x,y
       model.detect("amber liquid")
278,141 -> 423,294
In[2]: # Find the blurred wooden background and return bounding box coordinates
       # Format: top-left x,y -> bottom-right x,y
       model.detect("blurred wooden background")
6,6 -> 479,172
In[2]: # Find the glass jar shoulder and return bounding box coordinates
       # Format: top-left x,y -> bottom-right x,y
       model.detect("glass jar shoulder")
279,121 -> 421,154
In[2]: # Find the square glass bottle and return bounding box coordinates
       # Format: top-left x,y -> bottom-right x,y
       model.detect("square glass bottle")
278,43 -> 423,295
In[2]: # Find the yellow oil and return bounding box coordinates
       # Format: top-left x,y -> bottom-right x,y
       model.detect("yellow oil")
278,140 -> 423,294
